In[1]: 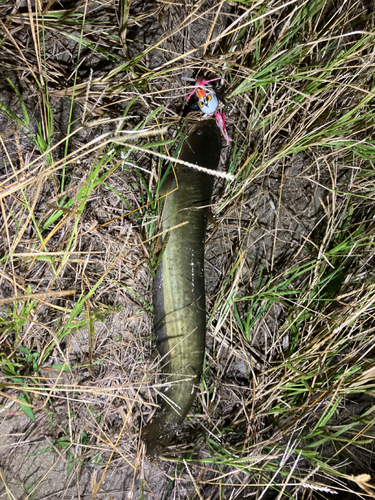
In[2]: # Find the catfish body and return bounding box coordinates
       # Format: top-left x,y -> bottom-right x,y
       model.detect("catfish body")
142,120 -> 222,456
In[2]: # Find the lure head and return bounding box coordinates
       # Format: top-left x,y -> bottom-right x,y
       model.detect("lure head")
196,87 -> 219,115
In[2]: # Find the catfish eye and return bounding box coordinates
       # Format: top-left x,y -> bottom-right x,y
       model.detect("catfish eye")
196,129 -> 203,135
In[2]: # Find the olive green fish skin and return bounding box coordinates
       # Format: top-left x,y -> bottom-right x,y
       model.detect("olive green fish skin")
143,120 -> 222,456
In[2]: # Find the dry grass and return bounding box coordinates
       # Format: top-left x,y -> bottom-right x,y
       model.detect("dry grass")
0,0 -> 375,498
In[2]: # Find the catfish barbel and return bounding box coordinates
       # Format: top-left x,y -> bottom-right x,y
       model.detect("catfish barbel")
142,120 -> 222,456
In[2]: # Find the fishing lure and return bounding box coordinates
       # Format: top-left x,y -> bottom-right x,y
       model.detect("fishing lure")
182,76 -> 232,145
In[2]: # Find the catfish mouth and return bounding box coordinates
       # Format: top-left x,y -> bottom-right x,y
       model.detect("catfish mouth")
183,120 -> 222,170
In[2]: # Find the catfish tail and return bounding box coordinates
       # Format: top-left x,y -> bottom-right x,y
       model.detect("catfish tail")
142,415 -> 177,457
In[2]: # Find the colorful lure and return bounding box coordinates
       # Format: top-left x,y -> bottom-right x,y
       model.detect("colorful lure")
182,76 -> 232,145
